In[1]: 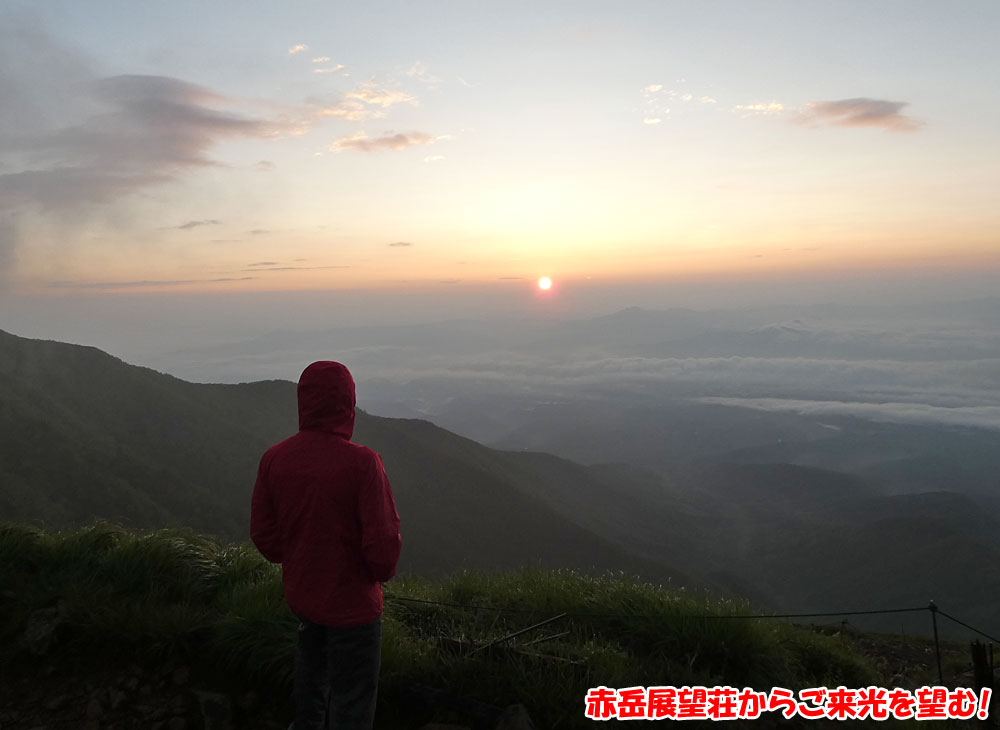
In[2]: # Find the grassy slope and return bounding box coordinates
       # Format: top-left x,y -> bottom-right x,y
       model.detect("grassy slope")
2,524 -> 915,730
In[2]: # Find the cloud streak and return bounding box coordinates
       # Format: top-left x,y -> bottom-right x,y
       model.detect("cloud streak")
49,277 -> 255,289
0,19 -> 308,280
175,219 -> 222,230
404,61 -> 440,86
801,98 -> 921,131
345,85 -> 416,108
734,101 -> 785,117
307,80 -> 415,123
698,397 -> 1000,432
0,64 -> 286,255
330,131 -> 434,153
238,265 -> 350,271
309,98 -> 372,121
0,72 -> 281,274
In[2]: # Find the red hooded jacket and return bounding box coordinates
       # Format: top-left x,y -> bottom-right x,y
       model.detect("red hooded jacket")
250,361 -> 401,626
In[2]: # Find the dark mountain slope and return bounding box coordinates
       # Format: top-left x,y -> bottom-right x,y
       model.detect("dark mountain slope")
513,452 -> 1000,636
747,490 -> 1000,636
0,329 -> 681,583
0,329 -> 291,535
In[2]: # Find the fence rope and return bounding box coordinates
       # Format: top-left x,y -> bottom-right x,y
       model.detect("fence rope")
384,594 -> 930,622
385,593 -> 1000,683
937,608 -> 1000,644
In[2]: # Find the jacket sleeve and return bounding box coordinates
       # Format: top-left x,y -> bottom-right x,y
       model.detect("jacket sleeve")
359,453 -> 402,582
250,454 -> 284,563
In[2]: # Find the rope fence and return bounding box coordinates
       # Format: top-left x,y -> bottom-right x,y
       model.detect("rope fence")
384,593 -> 998,685
385,594 -> 930,620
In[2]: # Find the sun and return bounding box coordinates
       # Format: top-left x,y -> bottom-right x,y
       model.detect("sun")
537,276 -> 552,290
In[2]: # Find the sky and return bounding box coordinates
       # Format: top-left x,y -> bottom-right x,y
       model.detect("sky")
1,1 -> 998,345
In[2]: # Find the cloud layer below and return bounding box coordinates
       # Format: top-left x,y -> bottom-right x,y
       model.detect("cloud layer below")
698,397 -> 1000,431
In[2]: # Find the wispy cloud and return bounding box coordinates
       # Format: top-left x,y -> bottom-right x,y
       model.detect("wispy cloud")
239,265 -> 350,271
307,80 -> 414,123
734,101 -> 786,116
423,155 -> 445,163
644,85 -> 716,104
801,98 -> 921,131
388,241 -> 413,247
330,131 -> 434,153
405,61 -> 440,86
0,17 -> 292,277
640,84 -> 717,125
246,261 -> 279,267
174,219 -> 222,230
49,277 -> 255,289
314,65 -> 346,75
288,44 -> 307,55
309,98 -> 374,121
1,74 -> 278,209
345,83 -> 416,108
311,56 -> 330,63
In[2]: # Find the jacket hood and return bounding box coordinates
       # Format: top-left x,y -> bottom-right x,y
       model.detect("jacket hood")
297,361 -> 356,438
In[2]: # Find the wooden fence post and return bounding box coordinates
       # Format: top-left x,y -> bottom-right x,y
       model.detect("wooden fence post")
971,641 -> 994,723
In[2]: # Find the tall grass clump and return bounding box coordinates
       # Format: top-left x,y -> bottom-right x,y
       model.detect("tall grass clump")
379,569 -> 877,727
2,524 -> 879,728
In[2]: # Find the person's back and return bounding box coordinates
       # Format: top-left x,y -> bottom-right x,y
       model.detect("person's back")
251,361 -> 401,730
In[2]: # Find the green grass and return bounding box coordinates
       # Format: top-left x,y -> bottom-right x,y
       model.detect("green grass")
2,522 -> 894,728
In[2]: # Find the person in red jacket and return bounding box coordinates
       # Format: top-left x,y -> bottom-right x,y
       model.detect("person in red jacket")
251,360 -> 401,730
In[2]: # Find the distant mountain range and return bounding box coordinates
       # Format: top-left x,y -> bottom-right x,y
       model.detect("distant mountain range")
0,328 -> 684,584
2,327 -> 998,638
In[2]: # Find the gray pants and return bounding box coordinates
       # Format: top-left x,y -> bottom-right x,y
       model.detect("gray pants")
292,616 -> 382,730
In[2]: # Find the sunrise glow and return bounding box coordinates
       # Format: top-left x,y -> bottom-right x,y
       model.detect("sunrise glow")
538,277 -> 552,291
0,2 -> 996,305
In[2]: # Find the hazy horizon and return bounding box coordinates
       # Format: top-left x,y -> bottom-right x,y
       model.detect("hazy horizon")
2,1 -> 998,442
5,271 -> 999,364
2,2 -> 997,311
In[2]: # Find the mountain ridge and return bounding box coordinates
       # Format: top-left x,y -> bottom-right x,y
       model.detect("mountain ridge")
0,328 -> 694,586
